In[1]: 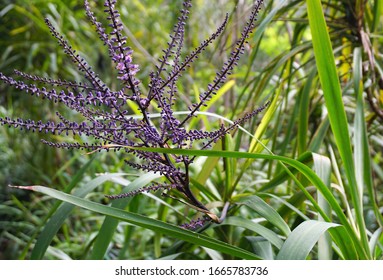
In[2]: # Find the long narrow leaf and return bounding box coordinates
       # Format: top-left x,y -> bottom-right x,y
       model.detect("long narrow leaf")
19,155 -> 96,259
90,172 -> 161,259
353,47 -> 383,228
306,0 -> 369,255
31,171 -> 114,259
233,195 -> 291,236
220,216 -> 284,249
258,151 -> 313,192
127,146 -> 369,259
245,236 -> 274,260
11,185 -> 260,260
313,153 -> 332,259
276,220 -> 339,260
298,70 -> 316,155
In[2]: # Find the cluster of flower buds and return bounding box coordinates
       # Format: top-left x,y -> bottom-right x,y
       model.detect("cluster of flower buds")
0,0 -> 266,229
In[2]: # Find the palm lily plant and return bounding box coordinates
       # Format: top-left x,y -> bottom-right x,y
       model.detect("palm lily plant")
0,0 -> 267,226
1,0 -> 382,260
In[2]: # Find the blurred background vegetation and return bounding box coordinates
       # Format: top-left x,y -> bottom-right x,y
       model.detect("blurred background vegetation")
0,0 -> 382,259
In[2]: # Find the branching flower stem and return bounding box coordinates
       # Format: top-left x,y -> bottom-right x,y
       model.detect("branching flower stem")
0,0 -> 266,228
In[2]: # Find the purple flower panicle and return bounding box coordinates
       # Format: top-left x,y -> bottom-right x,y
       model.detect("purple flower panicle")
1,0 -> 267,226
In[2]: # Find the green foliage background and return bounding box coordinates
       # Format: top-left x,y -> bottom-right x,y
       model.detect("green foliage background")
0,0 -> 382,260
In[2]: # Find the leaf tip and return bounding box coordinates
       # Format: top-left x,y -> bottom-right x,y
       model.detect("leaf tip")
8,184 -> 35,190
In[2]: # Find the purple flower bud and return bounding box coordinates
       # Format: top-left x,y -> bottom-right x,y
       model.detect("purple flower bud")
116,62 -> 125,70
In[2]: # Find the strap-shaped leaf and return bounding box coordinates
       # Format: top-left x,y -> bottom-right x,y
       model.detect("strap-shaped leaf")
12,184 -> 259,260
276,220 -> 339,260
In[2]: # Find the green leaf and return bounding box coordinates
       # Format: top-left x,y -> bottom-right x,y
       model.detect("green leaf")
220,216 -> 284,249
371,0 -> 383,32
233,195 -> 291,236
307,0 -> 369,255
369,227 -> 383,257
308,116 -> 330,152
298,70 -> 316,155
353,47 -> 383,228
127,146 -> 369,259
258,151 -> 313,192
328,226 -> 358,260
158,253 -> 183,260
244,0 -> 288,81
14,185 -> 260,260
245,236 -> 274,260
262,191 -> 311,222
90,172 -> 161,259
276,220 -> 340,260
30,157 -> 102,260
312,154 -> 332,259
248,81 -> 281,153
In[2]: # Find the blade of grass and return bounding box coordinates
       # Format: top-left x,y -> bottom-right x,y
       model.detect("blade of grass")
154,197 -> 172,258
233,45 -> 312,187
244,0 -> 288,81
276,220 -> 340,260
353,47 -> 383,228
261,190 -> 312,221
222,133 -> 234,200
369,227 -> 383,258
329,226 -> 359,259
89,172 -> 161,259
219,216 -> 284,249
371,0 -> 383,33
233,195 -> 291,236
258,151 -> 312,192
313,153 -> 332,259
11,185 -> 260,260
245,236 -> 274,260
308,116 -> 330,152
18,155 -> 96,259
248,81 -> 281,153
30,171 -> 117,260
128,146 -> 369,259
190,178 -> 220,201
117,196 -> 140,259
190,80 -> 235,129
353,47 -> 365,211
157,253 -> 183,260
298,70 -> 316,155
307,0 -> 370,257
